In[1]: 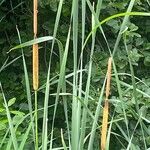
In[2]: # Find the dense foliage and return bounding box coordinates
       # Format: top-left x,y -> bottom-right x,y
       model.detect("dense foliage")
0,0 -> 150,149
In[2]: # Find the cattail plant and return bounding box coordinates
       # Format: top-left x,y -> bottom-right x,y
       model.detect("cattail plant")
101,57 -> 112,150
33,0 -> 39,149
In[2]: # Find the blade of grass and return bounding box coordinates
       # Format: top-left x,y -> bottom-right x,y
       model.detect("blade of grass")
61,74 -> 71,149
0,128 -> 9,148
112,59 -> 130,139
66,80 -> 94,101
0,0 -> 5,6
7,36 -> 55,52
119,81 -> 150,98
82,11 -> 150,53
71,0 -> 79,149
0,57 -> 9,72
79,4 -> 96,149
61,129 -> 67,150
147,0 -> 150,5
86,117 -> 125,144
86,0 -> 111,55
6,137 -> 13,150
126,116 -> 141,150
0,2 -> 24,23
0,83 -> 18,150
16,25 -> 35,146
61,85 -> 71,149
39,69 -> 86,91
49,27 -> 71,150
77,0 -> 86,148
19,121 -> 33,150
42,0 -> 64,149
83,2 -> 111,76
0,56 -> 21,73
112,0 -> 135,55
87,77 -> 106,150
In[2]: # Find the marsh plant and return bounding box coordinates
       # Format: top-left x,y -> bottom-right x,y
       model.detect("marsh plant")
0,0 -> 150,150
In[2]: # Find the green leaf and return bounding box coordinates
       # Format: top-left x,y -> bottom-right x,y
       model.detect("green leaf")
7,36 -> 54,53
8,98 -> 16,107
0,122 -> 6,130
10,111 -> 25,116
144,56 -> 150,66
0,108 -> 4,112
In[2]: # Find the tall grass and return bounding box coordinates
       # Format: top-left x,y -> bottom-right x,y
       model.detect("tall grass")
1,0 -> 150,150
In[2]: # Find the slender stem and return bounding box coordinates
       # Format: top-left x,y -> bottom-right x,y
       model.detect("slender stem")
35,90 -> 38,150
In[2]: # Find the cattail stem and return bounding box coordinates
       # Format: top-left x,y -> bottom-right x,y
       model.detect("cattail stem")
101,57 -> 112,150
33,0 -> 38,37
34,90 -> 38,149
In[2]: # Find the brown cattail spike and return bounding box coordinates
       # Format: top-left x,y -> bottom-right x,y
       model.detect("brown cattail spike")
33,44 -> 39,90
101,57 -> 112,150
33,0 -> 38,90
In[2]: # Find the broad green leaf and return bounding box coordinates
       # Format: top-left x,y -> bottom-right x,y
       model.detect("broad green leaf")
8,98 -> 16,107
10,111 -> 25,116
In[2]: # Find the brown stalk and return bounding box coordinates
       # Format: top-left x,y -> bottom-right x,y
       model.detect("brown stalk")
33,0 -> 38,90
101,57 -> 112,150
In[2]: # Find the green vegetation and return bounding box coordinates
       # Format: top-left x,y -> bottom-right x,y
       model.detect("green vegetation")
0,0 -> 150,150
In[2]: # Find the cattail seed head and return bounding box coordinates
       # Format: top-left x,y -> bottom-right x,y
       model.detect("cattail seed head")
101,57 -> 112,150
33,44 -> 39,90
